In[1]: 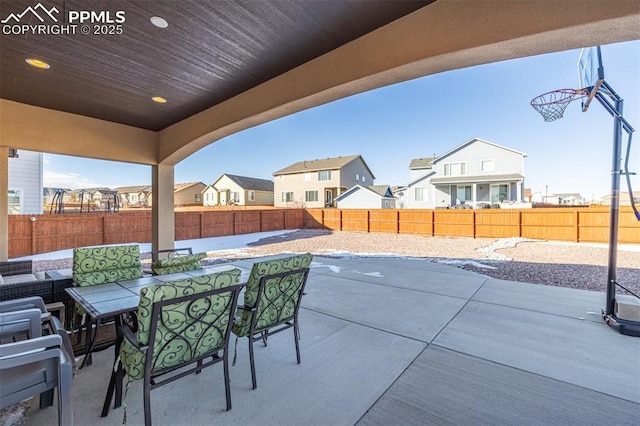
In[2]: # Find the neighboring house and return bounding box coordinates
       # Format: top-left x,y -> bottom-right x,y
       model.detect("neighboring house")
530,192 -> 583,205
555,193 -> 584,205
391,185 -> 407,208
335,184 -> 396,209
7,149 -> 43,214
203,174 -> 274,206
600,191 -> 640,206
147,182 -> 206,207
406,138 -> 526,209
114,185 -> 151,207
273,154 -> 375,208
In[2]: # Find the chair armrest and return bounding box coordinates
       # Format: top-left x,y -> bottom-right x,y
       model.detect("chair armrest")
0,296 -> 48,314
0,308 -> 43,340
119,324 -> 147,351
0,334 -> 62,360
150,247 -> 193,262
0,260 -> 33,276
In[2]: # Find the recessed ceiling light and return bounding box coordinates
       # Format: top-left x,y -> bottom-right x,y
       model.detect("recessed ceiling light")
152,96 -> 167,104
150,16 -> 168,28
25,58 -> 50,69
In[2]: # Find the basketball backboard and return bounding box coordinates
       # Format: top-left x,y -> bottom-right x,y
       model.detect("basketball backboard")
577,46 -> 604,112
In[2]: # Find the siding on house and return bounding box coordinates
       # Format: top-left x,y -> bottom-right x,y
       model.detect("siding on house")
335,185 -> 396,209
273,155 -> 375,208
204,174 -> 274,206
406,138 -> 526,209
8,149 -> 43,214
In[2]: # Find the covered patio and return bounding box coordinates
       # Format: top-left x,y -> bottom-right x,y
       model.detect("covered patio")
18,255 -> 640,425
2,1 -> 640,258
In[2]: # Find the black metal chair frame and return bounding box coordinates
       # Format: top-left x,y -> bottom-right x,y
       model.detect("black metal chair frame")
244,268 -> 310,389
118,284 -> 243,426
150,247 -> 193,262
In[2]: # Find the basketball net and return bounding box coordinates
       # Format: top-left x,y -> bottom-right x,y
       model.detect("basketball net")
530,88 -> 588,122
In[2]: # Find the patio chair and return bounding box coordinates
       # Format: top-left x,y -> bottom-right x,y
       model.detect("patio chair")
118,269 -> 243,426
232,253 -> 312,389
0,260 -> 54,305
72,244 -> 143,364
0,308 -> 74,425
0,296 -> 76,371
149,248 -> 207,275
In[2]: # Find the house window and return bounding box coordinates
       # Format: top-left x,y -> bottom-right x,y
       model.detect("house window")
8,189 -> 22,214
362,176 -> 366,184
415,187 -> 426,202
444,162 -> 466,176
457,185 -> 472,202
318,170 -> 331,181
304,173 -> 311,181
282,192 -> 294,202
481,160 -> 495,172
248,191 -> 255,201
356,174 -> 359,184
232,192 -> 240,203
195,194 -> 202,202
305,190 -> 318,202
491,184 -> 509,203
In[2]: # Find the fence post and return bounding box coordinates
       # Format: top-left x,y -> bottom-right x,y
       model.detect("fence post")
395,209 -> 399,234
472,210 -> 477,239
430,210 -> 435,236
574,210 -> 579,242
102,215 -> 107,245
200,212 -> 204,239
366,210 -> 370,233
232,211 -> 236,235
518,210 -> 523,238
31,216 -> 37,255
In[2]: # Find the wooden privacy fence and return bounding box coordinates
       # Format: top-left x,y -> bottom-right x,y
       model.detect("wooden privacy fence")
7,207 -> 640,258
303,207 -> 640,243
8,209 -> 304,258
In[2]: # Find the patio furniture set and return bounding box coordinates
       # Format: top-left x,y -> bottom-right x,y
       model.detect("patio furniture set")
0,244 -> 313,426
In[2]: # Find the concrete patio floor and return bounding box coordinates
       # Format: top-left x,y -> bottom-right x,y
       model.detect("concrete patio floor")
21,255 -> 640,425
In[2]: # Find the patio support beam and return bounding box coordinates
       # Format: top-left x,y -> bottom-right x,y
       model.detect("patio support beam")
0,147 -> 7,261
151,164 -> 175,253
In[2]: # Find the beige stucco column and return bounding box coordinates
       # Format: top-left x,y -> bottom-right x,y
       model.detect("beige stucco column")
0,147 -> 8,261
152,164 -> 175,252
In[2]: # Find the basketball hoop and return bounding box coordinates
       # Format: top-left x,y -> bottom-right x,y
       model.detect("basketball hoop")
530,88 -> 588,122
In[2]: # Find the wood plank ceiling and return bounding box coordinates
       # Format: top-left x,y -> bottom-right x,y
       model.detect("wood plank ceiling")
0,0 -> 432,131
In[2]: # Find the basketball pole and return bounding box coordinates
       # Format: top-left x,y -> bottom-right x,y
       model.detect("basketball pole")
593,80 -> 636,324
594,84 -> 623,316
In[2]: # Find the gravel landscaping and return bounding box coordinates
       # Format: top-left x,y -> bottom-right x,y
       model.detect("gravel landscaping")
32,229 -> 639,296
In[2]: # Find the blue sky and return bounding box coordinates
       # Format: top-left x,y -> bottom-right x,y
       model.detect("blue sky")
43,40 -> 639,201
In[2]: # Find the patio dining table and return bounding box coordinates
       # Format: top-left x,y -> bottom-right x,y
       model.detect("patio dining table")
65,265 -> 249,417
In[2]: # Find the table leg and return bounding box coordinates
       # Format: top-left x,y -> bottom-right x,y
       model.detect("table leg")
101,315 -> 125,417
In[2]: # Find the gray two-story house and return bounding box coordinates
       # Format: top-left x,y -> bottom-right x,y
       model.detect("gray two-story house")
406,138 -> 526,209
273,155 -> 375,207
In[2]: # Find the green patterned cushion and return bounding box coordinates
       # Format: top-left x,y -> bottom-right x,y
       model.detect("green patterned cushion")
151,252 -> 206,275
120,269 -> 241,381
232,253 -> 312,337
73,245 -> 142,286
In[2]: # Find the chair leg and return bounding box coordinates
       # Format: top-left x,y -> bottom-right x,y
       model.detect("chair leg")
143,378 -> 152,426
261,330 -> 268,347
248,337 -> 257,390
195,359 -> 203,374
223,354 -> 232,411
40,389 -> 54,408
59,361 -> 74,426
294,321 -> 301,365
